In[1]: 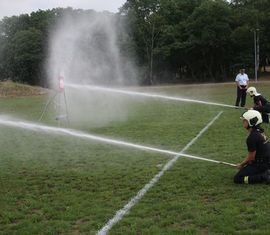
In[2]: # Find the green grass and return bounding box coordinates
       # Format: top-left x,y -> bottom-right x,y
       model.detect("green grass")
1,82 -> 270,234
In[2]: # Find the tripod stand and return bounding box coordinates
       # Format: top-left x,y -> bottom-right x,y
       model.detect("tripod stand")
39,76 -> 69,126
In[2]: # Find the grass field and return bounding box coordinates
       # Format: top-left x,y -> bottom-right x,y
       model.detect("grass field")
1,81 -> 270,234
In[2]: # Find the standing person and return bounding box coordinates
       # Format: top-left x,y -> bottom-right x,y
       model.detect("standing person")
246,86 -> 270,123
234,110 -> 270,184
235,69 -> 249,107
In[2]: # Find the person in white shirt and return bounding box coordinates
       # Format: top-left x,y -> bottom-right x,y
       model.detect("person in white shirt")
235,68 -> 249,107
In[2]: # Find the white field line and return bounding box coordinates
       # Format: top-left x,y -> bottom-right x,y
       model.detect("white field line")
96,111 -> 223,235
66,83 -> 238,109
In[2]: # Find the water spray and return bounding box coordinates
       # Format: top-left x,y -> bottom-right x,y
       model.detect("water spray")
0,117 -> 236,167
39,73 -> 69,125
66,83 -> 242,110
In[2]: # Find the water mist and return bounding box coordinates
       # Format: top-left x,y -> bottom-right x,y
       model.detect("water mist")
46,10 -> 138,127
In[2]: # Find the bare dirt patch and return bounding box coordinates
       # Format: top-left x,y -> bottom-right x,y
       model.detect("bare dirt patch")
0,81 -> 48,97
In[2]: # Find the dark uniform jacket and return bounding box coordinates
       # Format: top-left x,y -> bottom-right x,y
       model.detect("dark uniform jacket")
254,95 -> 268,106
247,128 -> 270,164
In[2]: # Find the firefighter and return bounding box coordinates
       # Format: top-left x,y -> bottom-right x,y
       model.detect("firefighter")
234,110 -> 270,184
246,87 -> 270,123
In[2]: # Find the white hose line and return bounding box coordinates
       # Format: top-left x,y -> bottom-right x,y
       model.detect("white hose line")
0,116 -> 234,167
66,83 -> 239,109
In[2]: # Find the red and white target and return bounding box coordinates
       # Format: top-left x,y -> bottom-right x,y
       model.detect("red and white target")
58,75 -> 65,92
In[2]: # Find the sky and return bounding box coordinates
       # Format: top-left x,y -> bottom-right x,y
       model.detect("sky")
0,0 -> 127,20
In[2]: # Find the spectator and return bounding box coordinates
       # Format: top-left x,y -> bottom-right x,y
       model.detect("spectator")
235,69 -> 249,107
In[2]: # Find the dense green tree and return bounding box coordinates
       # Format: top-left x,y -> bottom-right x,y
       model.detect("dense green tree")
0,2 -> 270,85
0,9 -> 63,85
120,0 -> 164,84
229,0 -> 270,76
154,0 -> 202,82
122,0 -> 234,82
6,28 -> 43,85
122,0 -> 270,83
185,0 -> 233,81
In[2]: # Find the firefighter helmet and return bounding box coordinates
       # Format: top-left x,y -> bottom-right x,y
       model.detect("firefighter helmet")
246,87 -> 260,96
241,110 -> 262,127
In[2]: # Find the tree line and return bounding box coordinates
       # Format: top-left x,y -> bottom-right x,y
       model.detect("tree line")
0,0 -> 270,86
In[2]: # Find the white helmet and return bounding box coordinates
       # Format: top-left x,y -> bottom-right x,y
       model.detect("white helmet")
241,110 -> 262,127
246,87 -> 260,96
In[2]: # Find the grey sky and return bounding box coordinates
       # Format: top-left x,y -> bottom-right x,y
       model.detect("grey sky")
0,0 -> 127,20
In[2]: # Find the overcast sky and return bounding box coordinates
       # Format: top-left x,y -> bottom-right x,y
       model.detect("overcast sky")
0,0 -> 127,20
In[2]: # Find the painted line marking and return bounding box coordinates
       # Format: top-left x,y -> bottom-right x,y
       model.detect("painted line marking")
96,111 -> 223,235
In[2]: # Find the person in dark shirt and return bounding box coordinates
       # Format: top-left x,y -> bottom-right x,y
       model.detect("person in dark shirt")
234,110 -> 270,184
246,86 -> 270,123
